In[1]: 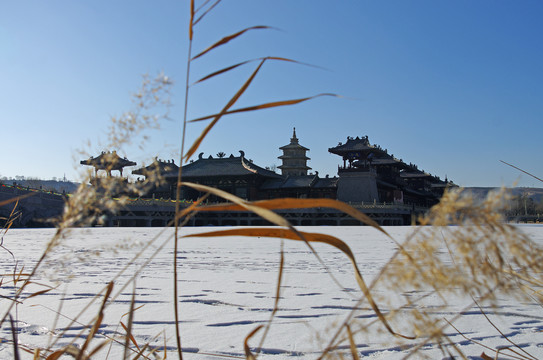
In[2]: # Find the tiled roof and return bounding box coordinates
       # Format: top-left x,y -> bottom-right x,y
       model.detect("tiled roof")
167,153 -> 281,179
259,178 -> 283,190
400,172 -> 431,179
261,175 -> 315,190
261,175 -> 338,190
132,159 -> 179,176
352,156 -> 406,168
80,151 -> 136,170
328,136 -> 376,154
313,177 -> 338,188
279,143 -> 309,151
282,175 -> 316,188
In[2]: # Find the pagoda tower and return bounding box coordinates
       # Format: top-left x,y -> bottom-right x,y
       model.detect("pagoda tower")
278,128 -> 311,176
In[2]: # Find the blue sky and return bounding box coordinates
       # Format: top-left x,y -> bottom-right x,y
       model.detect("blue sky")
1,1 -> 542,187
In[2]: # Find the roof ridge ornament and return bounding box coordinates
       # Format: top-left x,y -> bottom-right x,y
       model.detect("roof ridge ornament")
291,127 -> 299,144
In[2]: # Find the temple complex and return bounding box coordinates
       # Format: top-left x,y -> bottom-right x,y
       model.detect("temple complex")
80,130 -> 454,226
141,131 -> 450,206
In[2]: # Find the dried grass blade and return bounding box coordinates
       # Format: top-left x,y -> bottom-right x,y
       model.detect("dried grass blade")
79,314 -> 104,360
345,325 -> 360,360
175,192 -> 209,222
123,283 -> 138,360
265,56 -> 318,65
189,0 -> 194,40
14,264 -> 25,286
128,344 -> 151,360
273,246 -> 284,314
19,347 -> 34,356
78,281 -> 113,360
195,198 -> 387,235
121,322 -> 141,352
162,334 -> 167,360
120,304 -> 146,320
195,0 -> 211,13
45,350 -> 65,360
184,228 -> 413,339
175,193 -> 210,227
193,0 -> 221,26
189,93 -> 338,122
7,198 -> 20,225
192,26 -> 270,60
195,0 -> 210,13
3,214 -> 15,234
47,285 -> 67,355
25,288 -> 54,300
193,60 -> 251,84
500,160 -> 543,183
256,242 -> 284,356
87,340 -> 112,358
244,325 -> 263,360
473,299 -> 537,360
10,315 -> 20,360
0,192 -> 35,208
193,56 -> 315,85
180,182 -> 290,227
183,59 -> 266,161
1,203 -> 17,257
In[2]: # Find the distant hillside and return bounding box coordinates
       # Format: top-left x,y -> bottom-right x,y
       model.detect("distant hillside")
0,179 -> 80,194
463,187 -> 543,203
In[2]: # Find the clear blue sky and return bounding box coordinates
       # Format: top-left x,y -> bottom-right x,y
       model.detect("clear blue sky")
1,1 -> 542,188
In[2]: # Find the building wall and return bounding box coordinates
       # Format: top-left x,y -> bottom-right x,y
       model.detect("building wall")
336,170 -> 379,203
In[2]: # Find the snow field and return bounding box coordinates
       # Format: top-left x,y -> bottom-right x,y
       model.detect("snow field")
0,225 -> 542,359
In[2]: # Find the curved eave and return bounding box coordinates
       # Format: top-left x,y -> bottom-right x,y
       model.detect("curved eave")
279,144 -> 309,151
80,160 -> 136,170
328,146 -> 379,156
278,155 -> 310,160
163,156 -> 282,179
132,164 -> 179,176
277,164 -> 312,170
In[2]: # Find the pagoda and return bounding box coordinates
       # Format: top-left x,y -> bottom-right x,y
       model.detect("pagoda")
80,151 -> 136,177
277,128 -> 311,176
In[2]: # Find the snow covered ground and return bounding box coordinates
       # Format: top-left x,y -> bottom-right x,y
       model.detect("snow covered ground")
1,225 -> 542,359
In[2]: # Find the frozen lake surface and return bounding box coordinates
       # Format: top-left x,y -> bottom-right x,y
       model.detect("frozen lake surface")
1,225 -> 542,359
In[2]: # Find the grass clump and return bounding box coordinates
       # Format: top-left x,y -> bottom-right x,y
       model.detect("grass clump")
365,188 -> 543,359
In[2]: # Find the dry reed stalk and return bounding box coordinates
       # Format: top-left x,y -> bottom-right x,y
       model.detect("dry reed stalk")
171,2 -> 339,358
